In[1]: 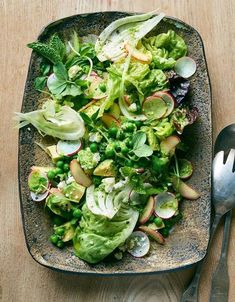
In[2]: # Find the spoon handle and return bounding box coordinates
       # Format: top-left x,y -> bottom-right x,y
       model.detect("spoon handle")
209,210 -> 232,302
180,214 -> 222,302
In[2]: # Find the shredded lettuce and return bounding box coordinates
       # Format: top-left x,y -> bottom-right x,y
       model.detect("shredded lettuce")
95,12 -> 165,62
15,100 -> 85,140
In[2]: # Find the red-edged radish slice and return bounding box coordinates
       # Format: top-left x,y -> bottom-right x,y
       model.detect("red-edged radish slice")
30,190 -> 50,202
101,113 -> 120,128
179,159 -> 193,179
57,139 -> 82,156
172,177 -> 200,200
139,226 -> 165,244
127,231 -> 150,258
174,56 -> 197,79
154,192 -> 178,219
139,196 -> 155,224
124,95 -> 131,106
142,96 -> 167,120
70,159 -> 92,187
153,91 -> 175,117
28,170 -> 49,194
160,135 -> 181,156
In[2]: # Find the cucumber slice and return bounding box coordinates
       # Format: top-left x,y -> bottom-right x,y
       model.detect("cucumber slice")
179,159 -> 193,179
142,96 -> 167,120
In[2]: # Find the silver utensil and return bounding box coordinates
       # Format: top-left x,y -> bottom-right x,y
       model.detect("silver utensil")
209,124 -> 235,302
181,148 -> 235,302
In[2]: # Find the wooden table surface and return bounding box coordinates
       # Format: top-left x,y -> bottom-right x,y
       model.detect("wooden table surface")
1,0 -> 235,301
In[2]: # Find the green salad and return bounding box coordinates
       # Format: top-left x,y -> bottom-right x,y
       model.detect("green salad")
16,12 -> 200,263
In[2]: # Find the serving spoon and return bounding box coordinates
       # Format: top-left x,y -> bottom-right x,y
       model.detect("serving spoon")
209,124 -> 235,302
181,124 -> 235,302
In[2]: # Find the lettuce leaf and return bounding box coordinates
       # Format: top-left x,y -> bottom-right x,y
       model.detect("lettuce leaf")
73,203 -> 139,263
143,30 -> 187,69
14,100 -> 85,140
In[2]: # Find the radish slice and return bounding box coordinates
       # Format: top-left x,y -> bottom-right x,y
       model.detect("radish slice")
57,139 -> 82,156
174,56 -> 197,79
142,96 -> 167,120
127,231 -> 150,258
30,190 -> 49,202
154,192 -> 178,219
139,196 -> 155,224
139,225 -> 165,244
47,73 -> 56,87
153,91 -> 175,117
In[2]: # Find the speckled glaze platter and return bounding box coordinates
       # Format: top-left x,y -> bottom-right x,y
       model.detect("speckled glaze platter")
18,12 -> 212,275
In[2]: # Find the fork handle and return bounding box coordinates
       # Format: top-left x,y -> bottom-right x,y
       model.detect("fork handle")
180,214 -> 222,302
209,210 -> 232,302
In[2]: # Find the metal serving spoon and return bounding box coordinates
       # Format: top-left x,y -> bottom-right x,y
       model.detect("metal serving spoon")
181,125 -> 235,302
209,124 -> 235,302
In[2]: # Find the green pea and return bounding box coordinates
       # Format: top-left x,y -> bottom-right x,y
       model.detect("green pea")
63,163 -> 70,172
135,121 -> 143,128
90,143 -> 98,153
50,234 -> 59,245
114,143 -> 121,152
117,130 -> 125,140
73,208 -> 82,219
56,161 -> 64,169
105,148 -> 115,158
55,227 -> 65,236
149,215 -> 155,222
108,127 -> 118,138
57,240 -> 65,248
161,228 -> 169,238
125,159 -> 134,167
55,167 -> 63,175
126,140 -> 133,148
125,123 -> 135,132
92,176 -> 102,186
121,146 -> 129,155
154,217 -> 163,227
47,170 -> 56,180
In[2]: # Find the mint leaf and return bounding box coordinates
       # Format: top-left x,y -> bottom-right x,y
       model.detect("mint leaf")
27,42 -> 61,64
133,144 -> 153,157
53,62 -> 68,81
79,112 -> 93,125
34,76 -> 47,91
61,83 -> 82,97
50,34 -> 66,60
132,132 -> 146,149
47,76 -> 67,95
40,63 -> 51,76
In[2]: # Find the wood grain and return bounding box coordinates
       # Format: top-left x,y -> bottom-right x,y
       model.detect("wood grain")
0,0 -> 234,301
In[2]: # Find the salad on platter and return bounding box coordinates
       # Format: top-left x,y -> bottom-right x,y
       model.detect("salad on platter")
16,12 -> 200,264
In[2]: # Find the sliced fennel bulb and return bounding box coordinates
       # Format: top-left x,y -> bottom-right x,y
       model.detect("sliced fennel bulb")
95,12 -> 165,62
14,100 -> 85,140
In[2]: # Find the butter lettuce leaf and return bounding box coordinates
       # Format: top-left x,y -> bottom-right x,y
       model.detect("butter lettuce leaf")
143,30 -> 187,69
73,203 -> 139,263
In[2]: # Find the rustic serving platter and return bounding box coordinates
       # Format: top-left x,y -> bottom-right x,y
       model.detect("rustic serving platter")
18,11 -> 212,274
